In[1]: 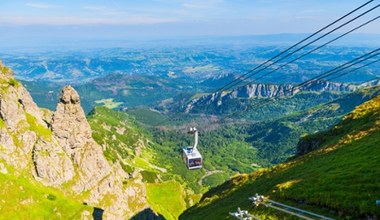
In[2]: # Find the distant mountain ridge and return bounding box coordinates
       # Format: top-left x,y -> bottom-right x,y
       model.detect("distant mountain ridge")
184,80 -> 357,113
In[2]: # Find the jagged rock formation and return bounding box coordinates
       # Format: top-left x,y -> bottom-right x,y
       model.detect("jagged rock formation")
0,62 -> 148,219
51,86 -> 111,192
184,80 -> 357,113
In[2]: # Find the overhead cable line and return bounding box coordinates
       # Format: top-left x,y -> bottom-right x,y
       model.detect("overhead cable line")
215,14 -> 380,122
326,57 -> 380,81
293,47 -> 380,89
251,14 -> 380,83
213,0 -> 375,93
213,1 -> 379,93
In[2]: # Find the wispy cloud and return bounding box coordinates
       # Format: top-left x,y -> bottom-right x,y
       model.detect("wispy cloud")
294,16 -> 316,20
181,0 -> 224,9
0,16 -> 178,26
25,2 -> 60,9
83,5 -> 122,16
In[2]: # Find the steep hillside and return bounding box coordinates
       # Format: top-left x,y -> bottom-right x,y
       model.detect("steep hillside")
180,94 -> 380,219
87,106 -> 198,219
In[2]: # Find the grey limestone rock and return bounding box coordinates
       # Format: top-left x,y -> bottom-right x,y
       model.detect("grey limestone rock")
0,87 -> 27,132
52,86 -> 93,154
51,86 -> 112,192
33,138 -> 75,186
0,128 -> 15,153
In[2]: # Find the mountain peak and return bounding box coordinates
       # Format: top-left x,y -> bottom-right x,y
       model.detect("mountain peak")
52,85 -> 92,151
60,85 -> 80,104
51,85 -> 112,192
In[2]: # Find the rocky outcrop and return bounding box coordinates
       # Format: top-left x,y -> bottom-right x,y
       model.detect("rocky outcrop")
51,86 -> 111,192
295,135 -> 325,156
0,63 -> 38,170
52,86 -> 93,153
49,86 -> 148,218
0,86 -> 27,132
230,83 -> 295,98
0,62 -> 74,180
33,138 -> 75,185
301,80 -> 356,93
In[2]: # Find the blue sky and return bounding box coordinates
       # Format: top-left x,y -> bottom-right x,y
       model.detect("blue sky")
0,0 -> 379,48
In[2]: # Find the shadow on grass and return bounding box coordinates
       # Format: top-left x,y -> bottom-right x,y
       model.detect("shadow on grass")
131,208 -> 165,220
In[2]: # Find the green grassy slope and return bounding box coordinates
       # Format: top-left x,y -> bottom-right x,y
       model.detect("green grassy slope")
180,94 -> 380,219
0,164 -> 93,219
146,181 -> 187,220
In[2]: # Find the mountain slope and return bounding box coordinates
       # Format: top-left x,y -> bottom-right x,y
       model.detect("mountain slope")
180,94 -> 380,219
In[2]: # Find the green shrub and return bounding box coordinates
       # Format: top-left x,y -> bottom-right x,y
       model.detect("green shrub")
141,171 -> 158,183
8,79 -> 19,87
47,194 -> 56,201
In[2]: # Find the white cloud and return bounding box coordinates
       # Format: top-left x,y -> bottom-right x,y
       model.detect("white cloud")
25,2 -> 60,9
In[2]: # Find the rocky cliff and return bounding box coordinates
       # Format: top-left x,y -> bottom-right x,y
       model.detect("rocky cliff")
184,80 -> 357,113
0,61 -> 148,219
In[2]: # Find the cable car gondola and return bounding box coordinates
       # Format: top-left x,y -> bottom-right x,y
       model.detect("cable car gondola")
182,127 -> 202,170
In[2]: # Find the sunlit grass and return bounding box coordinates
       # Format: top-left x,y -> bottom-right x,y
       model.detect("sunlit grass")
0,170 -> 92,219
95,98 -> 123,109
146,181 -> 187,220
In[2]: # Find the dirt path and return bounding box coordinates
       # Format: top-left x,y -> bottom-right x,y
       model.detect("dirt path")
198,170 -> 224,186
